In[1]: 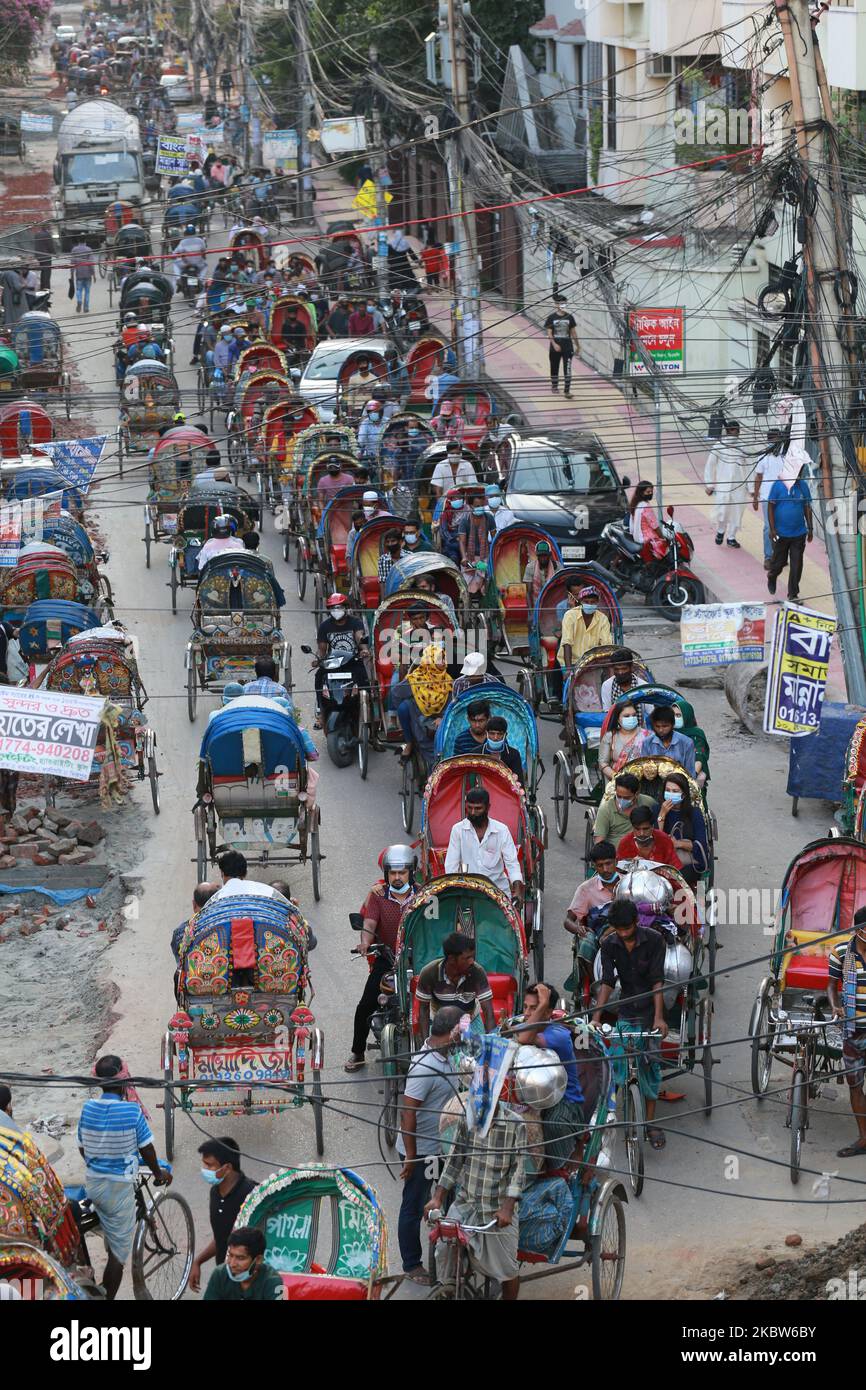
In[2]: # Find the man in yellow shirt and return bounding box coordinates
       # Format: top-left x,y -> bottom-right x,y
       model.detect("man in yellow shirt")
557,582 -> 612,669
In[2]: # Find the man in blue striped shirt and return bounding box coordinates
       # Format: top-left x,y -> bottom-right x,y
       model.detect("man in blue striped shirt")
77,1055 -> 170,1299
242,656 -> 289,700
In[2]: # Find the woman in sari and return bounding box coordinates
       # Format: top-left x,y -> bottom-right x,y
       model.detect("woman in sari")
672,698 -> 710,785
629,480 -> 667,560
598,701 -> 646,782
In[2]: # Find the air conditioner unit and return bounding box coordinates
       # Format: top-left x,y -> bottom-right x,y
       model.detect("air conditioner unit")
646,53 -> 673,78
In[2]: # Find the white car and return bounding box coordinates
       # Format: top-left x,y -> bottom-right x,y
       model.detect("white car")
55,25 -> 77,42
159,73 -> 194,104
297,337 -> 393,422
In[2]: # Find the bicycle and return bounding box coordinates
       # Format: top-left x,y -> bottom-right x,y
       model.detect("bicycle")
70,1165 -> 194,1301
424,1212 -> 502,1301
605,1024 -> 663,1199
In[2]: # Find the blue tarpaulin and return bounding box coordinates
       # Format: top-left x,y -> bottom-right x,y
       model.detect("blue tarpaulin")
0,884 -> 104,904
787,702 -> 866,805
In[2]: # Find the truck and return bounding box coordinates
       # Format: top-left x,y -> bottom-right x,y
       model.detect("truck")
54,100 -> 146,250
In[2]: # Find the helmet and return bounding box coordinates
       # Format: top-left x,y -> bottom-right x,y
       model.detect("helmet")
123,311 -> 136,324
172,410 -> 186,424
185,223 -> 195,235
325,592 -> 346,610
381,844 -> 418,875
365,399 -> 380,414
212,514 -> 237,535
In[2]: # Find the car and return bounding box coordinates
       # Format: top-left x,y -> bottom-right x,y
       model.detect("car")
159,73 -> 194,104
296,336 -> 393,422
495,431 -> 630,561
54,24 -> 77,42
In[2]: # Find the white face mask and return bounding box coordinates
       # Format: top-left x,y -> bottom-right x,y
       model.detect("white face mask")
331,607 -> 346,620
363,506 -> 376,518
390,880 -> 411,895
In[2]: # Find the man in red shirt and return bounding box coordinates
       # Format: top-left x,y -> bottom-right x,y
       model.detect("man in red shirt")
346,846 -> 417,1071
347,298 -> 376,337
616,805 -> 681,869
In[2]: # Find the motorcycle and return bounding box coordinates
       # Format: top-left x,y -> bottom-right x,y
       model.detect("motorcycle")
349,914 -> 399,1046
303,645 -> 366,768
597,504 -> 706,620
177,262 -> 203,302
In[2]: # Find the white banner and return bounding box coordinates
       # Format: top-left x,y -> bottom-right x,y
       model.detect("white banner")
0,687 -> 105,781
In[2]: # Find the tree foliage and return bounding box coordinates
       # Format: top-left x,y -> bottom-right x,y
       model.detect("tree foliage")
1,0 -> 52,80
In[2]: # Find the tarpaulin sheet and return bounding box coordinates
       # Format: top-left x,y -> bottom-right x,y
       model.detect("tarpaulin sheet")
786,702 -> 866,803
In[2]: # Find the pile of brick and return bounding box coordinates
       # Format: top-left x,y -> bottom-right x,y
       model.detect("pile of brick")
0,805 -> 105,869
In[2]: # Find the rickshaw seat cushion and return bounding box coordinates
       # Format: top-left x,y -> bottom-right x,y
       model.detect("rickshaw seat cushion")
488,973 -> 517,1021
362,576 -> 380,608
540,636 -> 558,664
230,916 -> 256,969
331,543 -> 347,574
784,952 -> 830,992
280,1273 -> 368,1301
211,778 -> 299,814
501,584 -> 528,622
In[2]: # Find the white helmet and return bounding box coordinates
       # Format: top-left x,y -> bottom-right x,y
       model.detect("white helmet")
382,844 -> 418,875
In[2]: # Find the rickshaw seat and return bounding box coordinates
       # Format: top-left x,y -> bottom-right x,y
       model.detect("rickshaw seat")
230,916 -> 256,969
784,953 -> 830,993
362,576 -> 380,608
211,776 -> 300,814
501,584 -> 528,626
488,974 -> 517,1021
540,636 -> 558,665
331,543 -> 347,575
280,1273 -> 368,1301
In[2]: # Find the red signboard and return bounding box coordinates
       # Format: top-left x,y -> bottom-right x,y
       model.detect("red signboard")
628,307 -> 685,374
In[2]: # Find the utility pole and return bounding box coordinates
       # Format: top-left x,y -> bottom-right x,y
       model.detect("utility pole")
368,47 -> 391,306
239,0 -> 251,168
295,0 -> 313,220
442,0 -> 484,376
774,0 -> 866,703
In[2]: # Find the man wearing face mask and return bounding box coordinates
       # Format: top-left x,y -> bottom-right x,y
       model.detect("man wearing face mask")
600,649 -> 644,710
191,1137 -> 257,1292
203,1226 -> 283,1301
361,488 -> 392,522
617,805 -> 682,869
316,453 -> 356,503
563,841 -> 621,1001
444,786 -> 524,906
313,592 -> 370,725
437,488 -> 467,562
481,715 -> 525,786
593,771 -> 657,850
346,846 -> 419,1072
558,583 -> 613,672
522,539 -> 560,608
430,440 -> 478,498
378,527 -> 408,582
358,399 -> 386,460
641,705 -> 697,776
485,483 -> 516,530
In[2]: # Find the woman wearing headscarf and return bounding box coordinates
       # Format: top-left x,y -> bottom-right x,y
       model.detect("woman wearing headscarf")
672,699 -> 710,785
629,480 -> 667,560
397,643 -> 453,766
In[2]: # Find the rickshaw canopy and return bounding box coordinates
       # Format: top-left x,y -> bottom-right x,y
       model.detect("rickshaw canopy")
196,551 -> 285,611
177,889 -> 311,997
199,699 -> 309,777
530,563 -> 624,664
435,686 -> 539,770
382,551 -> 466,603
396,874 -> 527,978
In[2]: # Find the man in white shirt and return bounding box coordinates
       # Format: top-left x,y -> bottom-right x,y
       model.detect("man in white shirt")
197,514 -> 245,571
444,787 -> 523,903
751,427 -> 784,569
704,419 -> 749,548
211,850 -> 289,901
430,441 -> 478,498
485,484 -> 516,530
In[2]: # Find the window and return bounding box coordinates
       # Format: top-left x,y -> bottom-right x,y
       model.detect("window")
673,57 -> 752,168
66,151 -> 140,183
510,446 -> 618,495
546,39 -> 556,75
573,45 -> 584,105
606,46 -> 617,150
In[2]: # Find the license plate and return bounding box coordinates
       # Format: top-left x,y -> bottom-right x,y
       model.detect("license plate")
562,545 -> 585,560
187,277 -> 199,286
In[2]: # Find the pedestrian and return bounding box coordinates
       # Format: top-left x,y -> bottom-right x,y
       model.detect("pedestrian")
190,1137 -> 258,1292
766,453 -> 812,602
219,69 -> 233,100
750,427 -> 784,569
77,1055 -> 171,1299
420,231 -> 448,288
0,264 -> 26,326
704,418 -> 748,547
544,292 -> 580,396
592,898 -> 669,1150
398,1004 -> 463,1282
70,238 -> 95,313
34,222 -> 54,291
203,1226 -> 283,1301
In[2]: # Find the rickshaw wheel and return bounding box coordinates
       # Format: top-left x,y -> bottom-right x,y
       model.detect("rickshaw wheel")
144,518 -> 152,569
401,758 -> 416,834
296,546 -> 307,601
148,754 -> 160,815
196,368 -> 205,415
749,980 -> 775,1098
531,888 -> 544,981
789,1069 -> 806,1184
583,814 -> 595,878
169,562 -> 179,615
380,1025 -> 401,1149
98,249 -> 107,279
186,660 -> 198,722
196,834 -> 207,882
312,1070 -> 325,1156
162,1037 -> 175,1161
310,820 -> 322,901
63,375 -> 72,419
117,429 -> 124,477
131,1189 -> 194,1302
590,1189 -> 626,1300
553,751 -> 570,839
358,718 -> 370,780
620,1081 -> 645,1197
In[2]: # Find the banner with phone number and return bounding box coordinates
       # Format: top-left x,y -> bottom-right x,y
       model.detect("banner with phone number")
763,602 -> 837,737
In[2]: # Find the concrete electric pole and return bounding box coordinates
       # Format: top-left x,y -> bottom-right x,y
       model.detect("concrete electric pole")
442,0 -> 484,376
774,0 -> 866,702
368,47 -> 392,305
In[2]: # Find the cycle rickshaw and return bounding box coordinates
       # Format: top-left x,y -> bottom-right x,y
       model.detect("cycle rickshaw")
432,384 -> 495,452
551,646 -> 654,840
350,512 -> 410,614
0,398 -> 55,457
41,513 -> 114,615
142,423 -> 215,566
108,222 -> 154,304
168,486 -> 258,610
227,367 -> 288,488
118,359 -> 180,475
164,890 -> 324,1159
229,226 -> 269,269
293,449 -> 361,602
17,599 -> 102,665
379,874 -> 528,1139
193,698 -> 322,900
335,349 -> 388,424
270,293 -> 316,365
264,399 -> 319,517
516,565 -> 623,712
186,551 -> 290,719
749,836 -> 866,1182
311,484 -> 369,622
406,334 -> 446,408
836,717 -> 866,837
379,412 -> 435,516
488,522 -> 562,658
9,314 -> 72,419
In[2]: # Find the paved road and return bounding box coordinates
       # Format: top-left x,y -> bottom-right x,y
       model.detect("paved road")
39,144 -> 865,1299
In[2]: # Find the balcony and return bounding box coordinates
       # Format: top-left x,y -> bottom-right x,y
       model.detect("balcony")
823,3 -> 866,92
720,1 -> 786,75
649,0 -> 721,55
584,1 -> 648,47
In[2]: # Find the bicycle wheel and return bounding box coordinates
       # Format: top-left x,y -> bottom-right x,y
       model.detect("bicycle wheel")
552,750 -> 569,839
401,758 -> 415,834
590,1187 -> 626,1301
789,1068 -> 807,1185
620,1080 -> 645,1198
131,1190 -> 194,1301
749,981 -> 775,1098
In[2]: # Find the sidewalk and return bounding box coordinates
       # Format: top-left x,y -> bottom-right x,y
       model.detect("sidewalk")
305,161 -> 845,695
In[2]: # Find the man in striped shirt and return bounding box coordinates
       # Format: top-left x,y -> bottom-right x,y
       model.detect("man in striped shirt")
77,1055 -> 170,1299
829,908 -> 866,1158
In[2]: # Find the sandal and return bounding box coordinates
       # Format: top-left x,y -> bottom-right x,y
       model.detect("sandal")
404,1267 -> 430,1285
647,1126 -> 666,1150
344,1054 -> 366,1073
837,1140 -> 866,1158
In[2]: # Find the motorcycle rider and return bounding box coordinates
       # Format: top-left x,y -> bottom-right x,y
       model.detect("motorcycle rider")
173,223 -> 208,293
125,324 -> 164,367
345,846 -> 419,1072
312,592 -> 370,728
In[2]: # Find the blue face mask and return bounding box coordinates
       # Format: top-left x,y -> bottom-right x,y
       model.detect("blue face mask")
473,507 -> 486,517
674,716 -> 684,730
484,737 -> 505,752
582,604 -> 598,615
200,1167 -> 223,1185
225,1261 -> 256,1283
488,497 -> 502,510
451,500 -> 464,511
666,790 -> 683,805
408,429 -> 420,437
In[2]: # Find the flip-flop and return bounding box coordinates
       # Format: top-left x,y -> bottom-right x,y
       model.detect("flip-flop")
647,1126 -> 666,1150
343,1056 -> 366,1073
836,1141 -> 866,1158
659,1090 -> 686,1103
